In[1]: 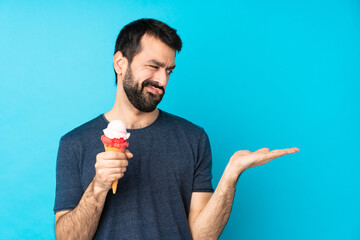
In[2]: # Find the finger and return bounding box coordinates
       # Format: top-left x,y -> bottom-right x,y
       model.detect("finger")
97,159 -> 129,168
106,167 -> 127,174
291,147 -> 300,152
233,150 -> 251,156
113,172 -> 125,179
105,167 -> 127,173
267,148 -> 299,159
108,173 -> 124,181
277,148 -> 300,154
101,151 -> 128,160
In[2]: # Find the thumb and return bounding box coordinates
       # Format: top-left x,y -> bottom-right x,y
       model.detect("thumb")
255,148 -> 270,153
125,149 -> 133,159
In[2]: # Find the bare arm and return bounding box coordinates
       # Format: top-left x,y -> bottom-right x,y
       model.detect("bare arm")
55,150 -> 133,240
189,147 -> 299,240
55,180 -> 108,240
188,163 -> 239,240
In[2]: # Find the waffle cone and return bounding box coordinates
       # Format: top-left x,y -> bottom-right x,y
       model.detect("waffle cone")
103,144 -> 125,194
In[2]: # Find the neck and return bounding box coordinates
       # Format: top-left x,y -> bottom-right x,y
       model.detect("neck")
104,85 -> 160,129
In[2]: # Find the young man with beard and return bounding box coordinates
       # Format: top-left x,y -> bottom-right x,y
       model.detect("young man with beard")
54,19 -> 299,240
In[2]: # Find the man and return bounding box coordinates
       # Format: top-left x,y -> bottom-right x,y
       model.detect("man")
54,18 -> 299,240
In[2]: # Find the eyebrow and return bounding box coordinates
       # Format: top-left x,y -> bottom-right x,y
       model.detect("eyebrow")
147,59 -> 176,70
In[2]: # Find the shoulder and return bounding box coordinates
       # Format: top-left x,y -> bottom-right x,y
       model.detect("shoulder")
160,110 -> 207,139
60,115 -> 105,145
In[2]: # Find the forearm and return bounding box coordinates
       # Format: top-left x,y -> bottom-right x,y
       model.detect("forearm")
55,179 -> 108,240
191,165 -> 243,240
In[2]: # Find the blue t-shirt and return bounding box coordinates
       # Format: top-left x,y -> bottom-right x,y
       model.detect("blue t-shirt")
54,109 -> 214,239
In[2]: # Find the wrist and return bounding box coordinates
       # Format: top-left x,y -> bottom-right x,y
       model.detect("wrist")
224,160 -> 245,184
91,179 -> 109,200
215,167 -> 238,196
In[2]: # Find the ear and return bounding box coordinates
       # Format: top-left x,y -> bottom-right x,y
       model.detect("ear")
113,51 -> 128,78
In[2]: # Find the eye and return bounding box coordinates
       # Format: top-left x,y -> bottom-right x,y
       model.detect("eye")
166,69 -> 173,75
149,65 -> 158,69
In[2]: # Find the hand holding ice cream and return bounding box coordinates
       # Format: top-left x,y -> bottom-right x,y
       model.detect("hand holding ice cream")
98,120 -> 131,194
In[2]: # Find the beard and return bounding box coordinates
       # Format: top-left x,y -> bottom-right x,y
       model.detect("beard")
122,67 -> 165,112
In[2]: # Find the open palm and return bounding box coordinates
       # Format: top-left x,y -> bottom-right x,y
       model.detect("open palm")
230,147 -> 300,172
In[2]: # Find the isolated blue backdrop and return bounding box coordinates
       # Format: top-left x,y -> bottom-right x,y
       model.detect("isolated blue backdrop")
0,0 -> 359,239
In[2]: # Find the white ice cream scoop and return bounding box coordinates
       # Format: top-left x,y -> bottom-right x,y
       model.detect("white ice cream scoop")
103,120 -> 130,140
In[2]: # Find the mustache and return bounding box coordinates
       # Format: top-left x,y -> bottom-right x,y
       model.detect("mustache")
141,80 -> 165,93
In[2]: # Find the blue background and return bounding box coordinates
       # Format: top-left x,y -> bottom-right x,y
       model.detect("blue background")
1,0 -> 359,239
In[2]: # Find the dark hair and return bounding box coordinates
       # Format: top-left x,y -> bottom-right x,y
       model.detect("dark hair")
114,18 -> 182,84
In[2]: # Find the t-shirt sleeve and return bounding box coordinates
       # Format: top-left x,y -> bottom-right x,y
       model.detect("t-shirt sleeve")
192,130 -> 214,193
53,135 -> 83,213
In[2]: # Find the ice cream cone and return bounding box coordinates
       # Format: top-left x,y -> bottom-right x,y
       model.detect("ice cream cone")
104,145 -> 125,194
101,120 -> 130,195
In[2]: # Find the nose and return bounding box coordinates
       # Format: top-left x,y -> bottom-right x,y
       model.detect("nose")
153,68 -> 169,88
